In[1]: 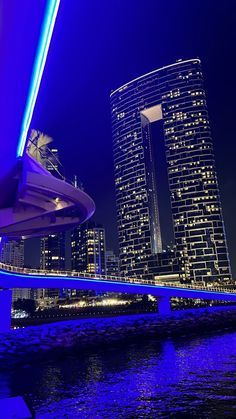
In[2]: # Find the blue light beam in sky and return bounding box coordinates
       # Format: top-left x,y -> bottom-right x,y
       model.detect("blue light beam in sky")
17,0 -> 61,157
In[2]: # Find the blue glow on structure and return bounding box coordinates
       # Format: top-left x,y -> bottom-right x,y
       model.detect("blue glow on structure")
1,268 -> 236,303
17,0 -> 61,157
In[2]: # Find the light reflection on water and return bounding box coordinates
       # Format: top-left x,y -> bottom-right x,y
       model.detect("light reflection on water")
1,331 -> 236,418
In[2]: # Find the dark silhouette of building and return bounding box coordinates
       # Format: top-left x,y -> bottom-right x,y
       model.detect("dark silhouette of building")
40,233 -> 65,271
105,250 -> 120,277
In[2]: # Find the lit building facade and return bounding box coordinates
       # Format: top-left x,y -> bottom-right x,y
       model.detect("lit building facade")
0,238 -> 24,267
71,222 -> 106,275
0,238 -> 31,301
111,59 -> 231,283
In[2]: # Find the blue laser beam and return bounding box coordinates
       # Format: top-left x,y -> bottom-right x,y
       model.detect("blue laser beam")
17,0 -> 61,157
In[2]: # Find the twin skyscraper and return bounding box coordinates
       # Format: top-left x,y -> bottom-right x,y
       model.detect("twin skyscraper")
110,59 -> 231,284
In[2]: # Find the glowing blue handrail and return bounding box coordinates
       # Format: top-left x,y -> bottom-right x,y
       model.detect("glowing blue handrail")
17,0 -> 61,157
0,261 -> 235,295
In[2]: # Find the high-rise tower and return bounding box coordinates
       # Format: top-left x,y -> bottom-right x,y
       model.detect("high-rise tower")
110,59 -> 231,283
71,222 -> 106,275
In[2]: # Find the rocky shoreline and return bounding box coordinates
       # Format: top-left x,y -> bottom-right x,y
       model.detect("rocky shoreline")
1,306 -> 236,369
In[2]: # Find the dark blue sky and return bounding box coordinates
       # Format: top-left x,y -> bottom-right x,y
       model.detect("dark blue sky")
2,1 -> 236,274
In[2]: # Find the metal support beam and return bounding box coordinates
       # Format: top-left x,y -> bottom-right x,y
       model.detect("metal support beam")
0,289 -> 12,333
158,296 -> 171,316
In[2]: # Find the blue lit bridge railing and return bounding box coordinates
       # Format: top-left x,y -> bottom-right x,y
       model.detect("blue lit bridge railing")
1,261 -> 236,333
1,262 -> 236,295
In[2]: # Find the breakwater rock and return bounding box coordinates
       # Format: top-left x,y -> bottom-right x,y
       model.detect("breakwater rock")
1,306 -> 236,369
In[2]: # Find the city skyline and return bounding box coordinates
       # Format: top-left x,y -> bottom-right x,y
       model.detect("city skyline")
24,53 -> 235,277
25,0 -> 236,276
1,3 -> 236,417
2,1 -> 235,276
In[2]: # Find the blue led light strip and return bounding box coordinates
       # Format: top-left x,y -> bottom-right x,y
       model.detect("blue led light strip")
17,0 -> 61,157
0,269 -> 233,297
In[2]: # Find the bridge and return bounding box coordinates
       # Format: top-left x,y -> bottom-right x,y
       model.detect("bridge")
1,1 -> 236,334
0,0 -> 95,239
0,0 -> 95,331
1,261 -> 236,332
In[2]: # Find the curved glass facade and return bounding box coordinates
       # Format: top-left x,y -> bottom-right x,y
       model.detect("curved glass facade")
110,59 -> 231,283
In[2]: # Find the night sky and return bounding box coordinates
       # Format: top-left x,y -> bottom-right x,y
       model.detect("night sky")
2,1 -> 236,275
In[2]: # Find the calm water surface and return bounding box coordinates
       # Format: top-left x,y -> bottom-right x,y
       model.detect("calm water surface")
1,330 -> 236,418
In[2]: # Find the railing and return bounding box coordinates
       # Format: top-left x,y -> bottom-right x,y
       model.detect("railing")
1,261 -> 236,295
160,282 -> 236,294
0,262 -> 155,285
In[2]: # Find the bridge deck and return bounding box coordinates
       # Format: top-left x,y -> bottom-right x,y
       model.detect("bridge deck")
1,263 -> 236,302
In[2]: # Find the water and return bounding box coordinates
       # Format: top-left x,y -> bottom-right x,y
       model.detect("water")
1,330 -> 236,418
